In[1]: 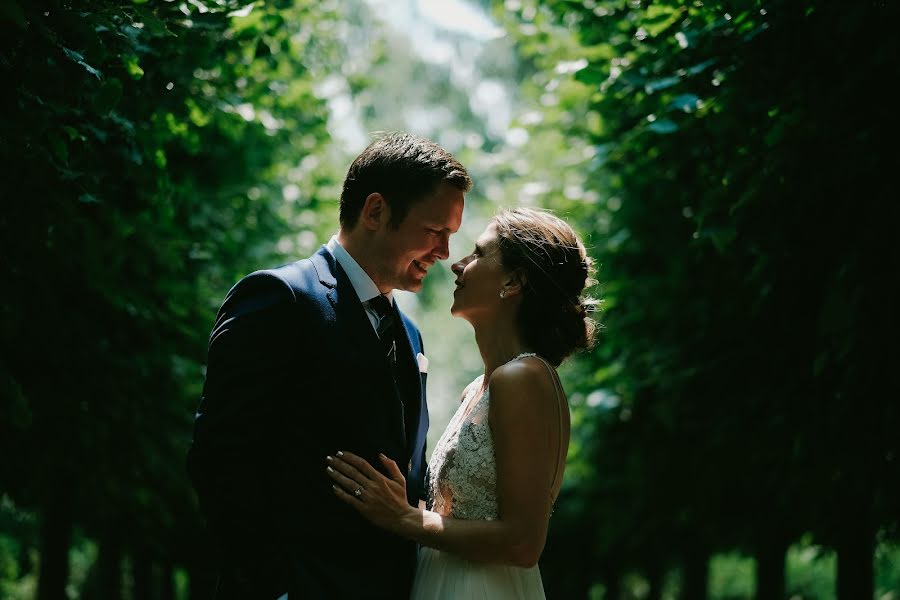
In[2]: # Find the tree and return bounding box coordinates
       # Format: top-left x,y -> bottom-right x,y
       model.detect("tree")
0,0 -> 337,596
498,0 -> 900,597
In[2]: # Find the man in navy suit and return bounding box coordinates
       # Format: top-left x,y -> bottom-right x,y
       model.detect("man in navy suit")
187,132 -> 471,599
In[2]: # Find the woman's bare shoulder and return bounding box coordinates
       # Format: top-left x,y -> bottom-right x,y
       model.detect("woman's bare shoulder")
489,356 -> 559,408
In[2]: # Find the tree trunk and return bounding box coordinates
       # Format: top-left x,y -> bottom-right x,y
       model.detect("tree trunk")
188,562 -> 216,600
133,551 -> 152,600
681,550 -> 708,600
836,521 -> 874,600
603,567 -> 621,600
755,536 -> 787,600
36,486 -> 73,600
646,563 -> 664,600
98,535 -> 122,600
159,562 -> 175,600
603,574 -> 622,600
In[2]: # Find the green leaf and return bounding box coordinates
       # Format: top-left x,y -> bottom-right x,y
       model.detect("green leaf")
668,93 -> 700,113
228,2 -> 256,18
644,75 -> 680,94
575,65 -> 607,86
254,38 -> 271,59
123,55 -> 144,80
764,121 -> 785,147
63,126 -> 86,142
62,47 -> 102,79
135,7 -> 174,37
643,5 -> 681,37
94,78 -> 124,114
686,59 -> 717,77
49,134 -> 68,164
647,118 -> 678,134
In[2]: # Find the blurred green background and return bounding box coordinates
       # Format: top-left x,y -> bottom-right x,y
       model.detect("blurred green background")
1,0 -> 898,598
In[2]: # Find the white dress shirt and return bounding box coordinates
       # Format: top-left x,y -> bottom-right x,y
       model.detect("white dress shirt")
326,235 -> 394,333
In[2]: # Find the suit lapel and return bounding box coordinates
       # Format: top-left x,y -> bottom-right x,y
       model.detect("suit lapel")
310,248 -> 408,446
395,308 -> 424,453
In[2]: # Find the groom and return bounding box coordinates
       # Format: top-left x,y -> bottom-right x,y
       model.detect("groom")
187,132 -> 471,599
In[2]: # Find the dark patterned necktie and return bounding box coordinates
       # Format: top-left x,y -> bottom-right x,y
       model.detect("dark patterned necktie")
370,294 -> 414,449
368,294 -> 397,367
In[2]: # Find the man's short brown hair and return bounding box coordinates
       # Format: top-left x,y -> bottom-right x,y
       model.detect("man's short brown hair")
339,132 -> 472,229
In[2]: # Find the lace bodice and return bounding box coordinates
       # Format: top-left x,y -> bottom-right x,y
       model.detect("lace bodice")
426,353 -> 559,521
426,373 -> 499,520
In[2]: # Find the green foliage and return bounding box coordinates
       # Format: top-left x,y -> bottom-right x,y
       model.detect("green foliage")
498,0 -> 900,596
0,0 -> 336,595
3,0 -> 899,597
786,542 -> 837,600
708,553 -> 754,600
875,542 -> 900,598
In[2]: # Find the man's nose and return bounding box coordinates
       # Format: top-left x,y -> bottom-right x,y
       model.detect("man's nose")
433,233 -> 450,260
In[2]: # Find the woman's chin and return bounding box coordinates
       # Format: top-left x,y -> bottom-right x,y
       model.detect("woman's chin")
450,307 -> 478,328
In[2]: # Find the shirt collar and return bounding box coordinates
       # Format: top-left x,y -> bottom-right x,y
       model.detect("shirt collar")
326,235 -> 392,304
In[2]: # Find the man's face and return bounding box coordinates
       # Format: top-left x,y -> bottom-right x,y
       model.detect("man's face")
372,182 -> 465,293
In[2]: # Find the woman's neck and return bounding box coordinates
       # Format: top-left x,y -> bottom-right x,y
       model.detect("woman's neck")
471,313 -> 531,383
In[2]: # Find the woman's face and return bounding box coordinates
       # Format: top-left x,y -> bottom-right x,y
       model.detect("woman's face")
450,222 -> 510,320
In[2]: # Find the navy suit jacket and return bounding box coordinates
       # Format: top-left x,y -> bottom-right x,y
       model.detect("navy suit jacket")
188,247 -> 429,599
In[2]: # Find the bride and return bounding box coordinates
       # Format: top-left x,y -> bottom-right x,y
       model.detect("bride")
326,207 -> 596,599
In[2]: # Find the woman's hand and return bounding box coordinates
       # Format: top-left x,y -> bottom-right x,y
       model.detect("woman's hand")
326,451 -> 417,534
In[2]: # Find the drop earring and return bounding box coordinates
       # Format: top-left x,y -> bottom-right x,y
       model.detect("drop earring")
499,290 -> 507,298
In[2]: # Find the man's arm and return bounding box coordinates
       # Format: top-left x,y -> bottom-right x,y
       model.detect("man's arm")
187,271 -> 300,599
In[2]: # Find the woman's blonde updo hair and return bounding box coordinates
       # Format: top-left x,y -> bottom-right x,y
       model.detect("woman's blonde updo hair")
493,207 -> 599,367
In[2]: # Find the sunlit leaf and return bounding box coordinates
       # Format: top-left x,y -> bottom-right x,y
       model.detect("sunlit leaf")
643,4 -> 681,37
647,118 -> 678,134
668,93 -> 700,113
228,2 -> 256,18
62,47 -> 102,79
122,54 -> 144,79
644,75 -> 680,94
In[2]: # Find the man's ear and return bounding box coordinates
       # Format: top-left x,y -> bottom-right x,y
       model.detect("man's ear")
360,193 -> 390,231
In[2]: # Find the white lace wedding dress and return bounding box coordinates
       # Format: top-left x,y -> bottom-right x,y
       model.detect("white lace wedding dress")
410,353 -> 561,599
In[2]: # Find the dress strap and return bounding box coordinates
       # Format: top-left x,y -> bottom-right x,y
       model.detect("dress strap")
512,353 -> 567,504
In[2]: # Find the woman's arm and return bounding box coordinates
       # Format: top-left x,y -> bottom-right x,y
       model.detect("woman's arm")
327,358 -> 565,568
